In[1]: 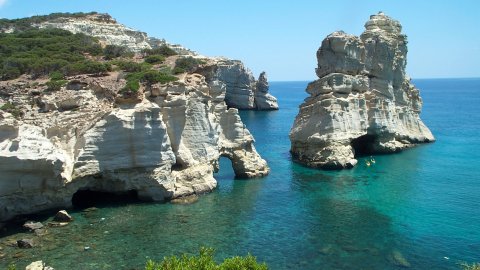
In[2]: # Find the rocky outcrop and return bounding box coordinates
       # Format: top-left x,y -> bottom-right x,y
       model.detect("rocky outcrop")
255,72 -> 279,110
33,13 -> 278,110
197,59 -> 279,110
290,12 -> 434,169
0,72 -> 268,222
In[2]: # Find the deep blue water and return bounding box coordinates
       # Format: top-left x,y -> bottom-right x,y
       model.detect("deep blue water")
1,79 -> 479,269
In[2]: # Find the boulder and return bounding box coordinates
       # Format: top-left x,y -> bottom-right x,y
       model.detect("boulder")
17,238 -> 34,248
23,221 -> 44,231
26,260 -> 55,270
53,210 -> 73,222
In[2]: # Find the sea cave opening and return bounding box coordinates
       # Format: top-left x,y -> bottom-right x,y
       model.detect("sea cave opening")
71,189 -> 140,209
214,156 -> 236,180
350,134 -> 377,157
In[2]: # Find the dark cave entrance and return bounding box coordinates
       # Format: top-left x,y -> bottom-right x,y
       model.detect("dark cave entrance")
71,189 -> 140,209
350,134 -> 377,157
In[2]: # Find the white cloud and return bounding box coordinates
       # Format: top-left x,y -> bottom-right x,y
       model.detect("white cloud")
0,0 -> 7,8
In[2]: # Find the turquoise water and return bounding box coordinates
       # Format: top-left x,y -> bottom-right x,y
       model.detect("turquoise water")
1,79 -> 480,269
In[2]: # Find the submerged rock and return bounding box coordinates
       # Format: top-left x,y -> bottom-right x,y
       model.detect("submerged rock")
171,194 -> 199,205
390,250 -> 411,268
23,221 -> 44,231
17,238 -> 34,248
290,12 -> 434,169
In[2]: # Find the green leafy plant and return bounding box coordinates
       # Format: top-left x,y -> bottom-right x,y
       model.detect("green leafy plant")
49,71 -> 64,81
174,57 -> 205,73
145,247 -> 267,270
172,66 -> 185,75
144,55 -> 166,64
143,45 -> 177,57
46,79 -> 67,91
0,28 -> 105,79
103,44 -> 132,60
1,102 -> 23,118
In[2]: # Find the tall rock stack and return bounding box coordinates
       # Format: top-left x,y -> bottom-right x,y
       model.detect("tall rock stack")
289,12 -> 434,169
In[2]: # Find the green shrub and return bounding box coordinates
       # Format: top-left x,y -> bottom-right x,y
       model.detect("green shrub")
175,57 -> 205,73
144,55 -> 166,64
0,28 -> 105,79
64,61 -> 111,76
104,45 -> 132,60
46,79 -> 67,91
111,60 -> 151,72
1,102 -> 23,118
172,66 -> 185,74
49,71 -> 64,80
145,247 -> 267,270
141,70 -> 178,85
143,45 -> 177,57
122,77 -> 140,93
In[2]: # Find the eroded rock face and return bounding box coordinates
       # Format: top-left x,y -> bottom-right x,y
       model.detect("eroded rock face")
290,12 -> 434,169
198,59 -> 279,110
0,73 -> 269,222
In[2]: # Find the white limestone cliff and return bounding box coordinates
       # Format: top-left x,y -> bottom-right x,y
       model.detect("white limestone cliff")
0,75 -> 268,222
197,59 -> 279,110
289,12 -> 434,169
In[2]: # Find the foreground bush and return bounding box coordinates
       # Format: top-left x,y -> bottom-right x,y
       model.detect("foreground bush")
145,247 -> 267,270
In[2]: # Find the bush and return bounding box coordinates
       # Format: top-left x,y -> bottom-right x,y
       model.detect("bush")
172,66 -> 185,74
0,28 -> 106,79
141,70 -> 178,85
46,79 -> 67,91
111,60 -> 151,72
122,77 -> 140,93
144,55 -> 166,64
143,45 -> 177,57
49,71 -> 64,80
1,102 -> 23,118
104,45 -> 132,60
175,57 -> 205,73
145,247 -> 268,270
64,60 -> 111,75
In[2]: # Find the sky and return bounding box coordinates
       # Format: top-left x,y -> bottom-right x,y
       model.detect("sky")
1,0 -> 479,81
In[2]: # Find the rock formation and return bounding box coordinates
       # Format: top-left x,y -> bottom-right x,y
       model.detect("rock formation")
290,12 -> 434,169
25,13 -> 278,110
255,72 -> 279,110
197,59 -> 279,110
0,13 -> 271,222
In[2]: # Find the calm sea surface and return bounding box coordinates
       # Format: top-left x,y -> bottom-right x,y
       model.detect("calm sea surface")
1,79 -> 479,269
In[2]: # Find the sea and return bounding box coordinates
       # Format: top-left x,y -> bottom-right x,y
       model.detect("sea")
0,78 -> 479,270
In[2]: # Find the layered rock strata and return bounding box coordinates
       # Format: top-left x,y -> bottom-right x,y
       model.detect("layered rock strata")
28,13 -> 278,110
289,12 -> 434,169
198,59 -> 278,110
0,72 -> 269,221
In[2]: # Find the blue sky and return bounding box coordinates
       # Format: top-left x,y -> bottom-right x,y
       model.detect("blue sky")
1,0 -> 479,81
